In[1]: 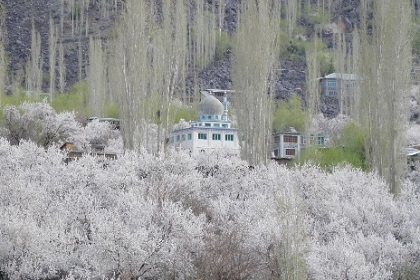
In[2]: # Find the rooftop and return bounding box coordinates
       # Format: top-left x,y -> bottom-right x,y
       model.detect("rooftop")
324,73 -> 357,80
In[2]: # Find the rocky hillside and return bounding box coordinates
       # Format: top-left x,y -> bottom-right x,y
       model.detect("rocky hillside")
2,0 -> 363,114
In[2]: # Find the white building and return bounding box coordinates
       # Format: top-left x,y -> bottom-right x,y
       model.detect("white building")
272,128 -> 329,160
272,128 -> 303,159
168,92 -> 240,155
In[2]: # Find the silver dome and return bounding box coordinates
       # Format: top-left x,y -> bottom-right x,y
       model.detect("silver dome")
199,94 -> 224,115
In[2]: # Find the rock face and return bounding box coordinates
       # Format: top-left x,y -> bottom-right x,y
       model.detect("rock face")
2,0 -> 362,117
3,0 -> 120,91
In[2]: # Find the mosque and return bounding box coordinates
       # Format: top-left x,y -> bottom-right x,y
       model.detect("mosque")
168,91 -> 240,155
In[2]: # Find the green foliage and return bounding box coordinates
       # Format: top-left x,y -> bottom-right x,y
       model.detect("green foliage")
0,81 -> 120,126
104,103 -> 119,118
297,146 -> 366,171
214,31 -> 231,61
51,81 -> 91,117
172,105 -> 198,124
279,29 -> 307,60
0,92 -> 39,125
305,37 -> 335,75
412,17 -> 420,54
273,94 -> 306,132
1,91 -> 39,107
297,122 -> 367,171
302,3 -> 331,26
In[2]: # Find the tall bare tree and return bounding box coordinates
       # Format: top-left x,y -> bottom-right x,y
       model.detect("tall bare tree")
112,0 -> 188,153
358,0 -> 412,194
305,38 -> 321,124
232,0 -> 281,166
0,4 -> 6,98
58,41 -> 66,93
286,0 -> 300,36
87,36 -> 107,116
49,16 -> 58,99
26,21 -> 43,95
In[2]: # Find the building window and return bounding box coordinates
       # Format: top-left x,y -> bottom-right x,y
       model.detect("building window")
274,149 -> 279,157
225,134 -> 234,141
198,133 -> 207,140
181,134 -> 186,141
283,135 -> 298,143
317,136 -> 324,145
329,90 -> 337,97
176,135 -> 180,142
212,134 -> 221,140
222,124 -> 228,128
208,115 -> 212,119
213,123 -> 220,127
205,123 -> 211,127
327,81 -> 337,88
215,116 -> 219,120
285,149 -> 296,156
188,133 -> 192,140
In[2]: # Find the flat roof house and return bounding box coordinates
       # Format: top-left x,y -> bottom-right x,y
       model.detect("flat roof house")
320,73 -> 357,115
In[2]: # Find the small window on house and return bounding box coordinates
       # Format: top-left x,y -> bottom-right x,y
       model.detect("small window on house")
198,133 -> 207,140
188,133 -> 192,140
317,136 -> 324,145
327,81 -> 337,88
213,123 -> 220,127
222,124 -> 228,128
284,135 -> 298,143
215,116 -> 219,120
181,134 -> 186,141
208,115 -> 212,119
225,134 -> 234,141
274,149 -> 279,157
205,123 -> 211,127
285,149 -> 296,156
212,134 -> 221,140
176,135 -> 180,142
329,90 -> 337,97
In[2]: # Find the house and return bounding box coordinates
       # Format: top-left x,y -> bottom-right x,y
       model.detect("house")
404,147 -> 420,170
60,142 -> 117,164
272,127 -> 303,160
272,128 -> 329,162
86,117 -> 121,130
320,72 -> 357,115
321,73 -> 357,98
168,92 -> 240,156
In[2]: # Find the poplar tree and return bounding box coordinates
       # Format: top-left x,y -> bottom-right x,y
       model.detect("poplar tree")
49,16 -> 58,99
87,37 -> 107,116
58,42 -> 66,93
0,6 -> 6,98
26,21 -> 43,95
111,0 -> 149,151
305,38 -> 321,124
151,0 -> 188,153
232,0 -> 281,166
286,0 -> 300,36
358,0 -> 412,194
112,0 -> 188,153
